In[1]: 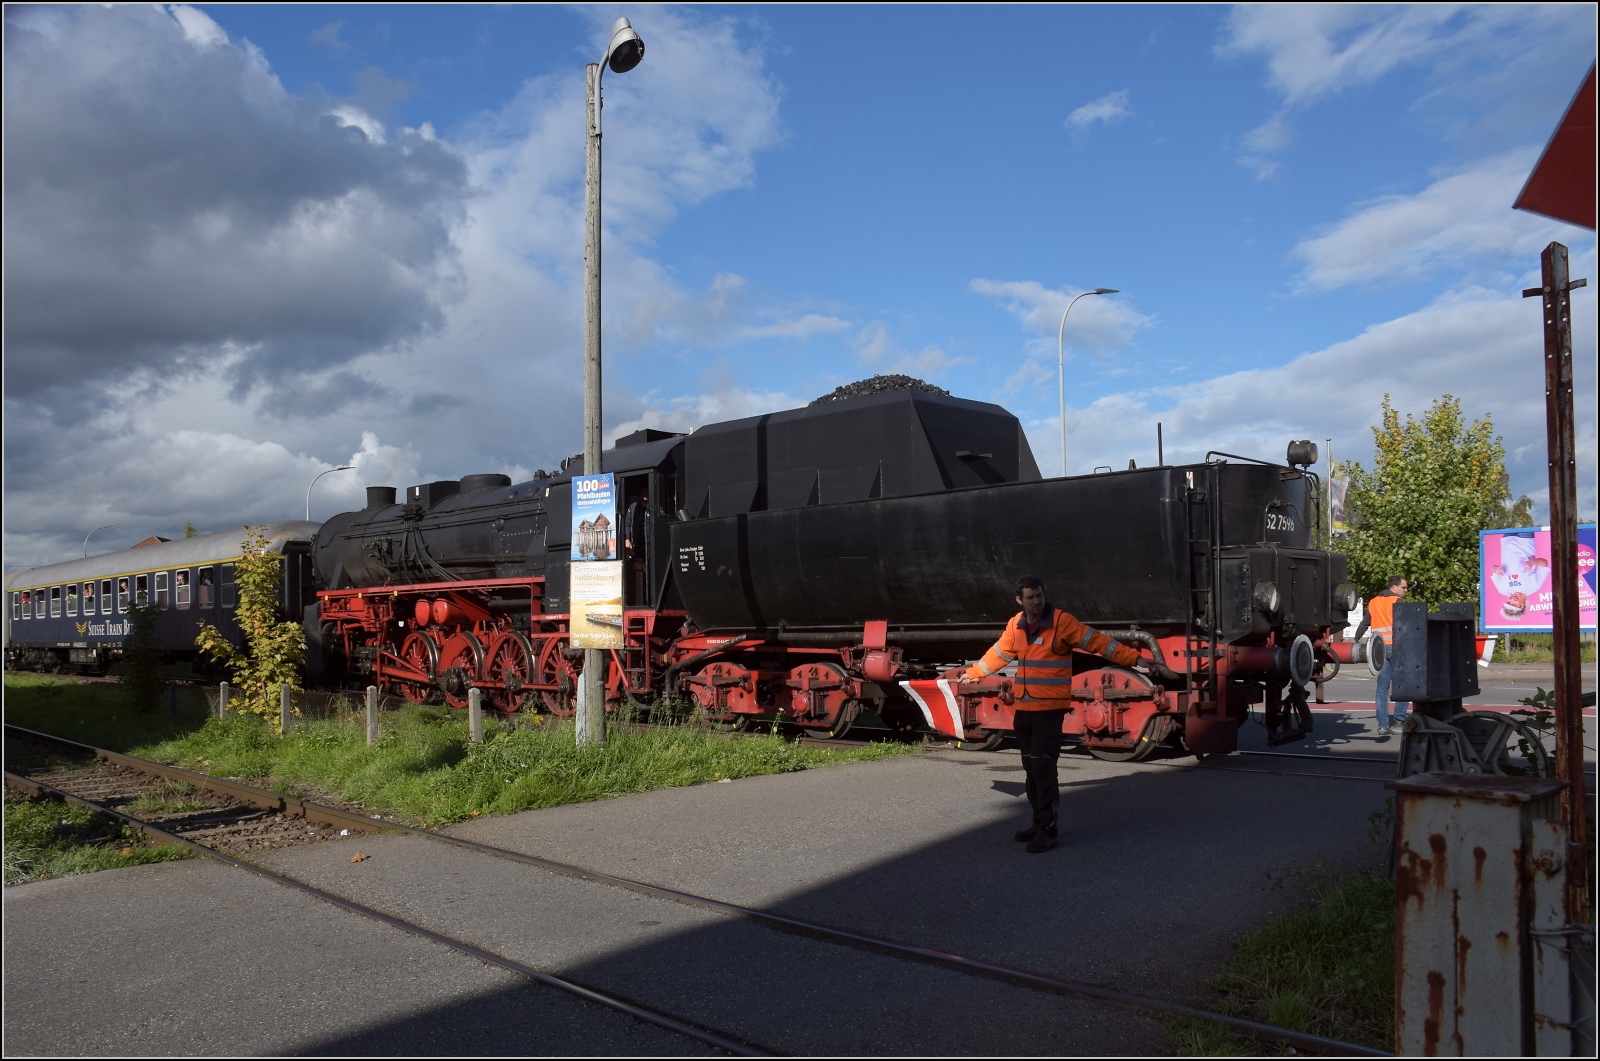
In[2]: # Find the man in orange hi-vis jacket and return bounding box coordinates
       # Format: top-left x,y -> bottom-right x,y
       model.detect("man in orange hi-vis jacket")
960,575 -> 1144,853
1355,574 -> 1410,736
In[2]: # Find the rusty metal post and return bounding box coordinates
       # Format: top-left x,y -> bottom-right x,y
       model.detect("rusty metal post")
365,685 -> 379,746
1390,773 -> 1572,1055
468,687 -> 484,744
279,683 -> 293,735
218,681 -> 229,719
1522,241 -> 1589,921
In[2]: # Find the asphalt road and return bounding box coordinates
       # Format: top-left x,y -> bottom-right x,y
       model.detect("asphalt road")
6,659 -> 1591,1056
5,737 -> 1402,1056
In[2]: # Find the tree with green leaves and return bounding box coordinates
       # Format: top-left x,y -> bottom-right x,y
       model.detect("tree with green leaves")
183,523 -> 201,538
195,526 -> 305,732
1340,395 -> 1532,608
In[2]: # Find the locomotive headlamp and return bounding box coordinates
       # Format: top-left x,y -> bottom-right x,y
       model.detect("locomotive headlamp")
1253,580 -> 1282,615
1335,582 -> 1358,612
605,17 -> 645,73
1286,440 -> 1318,468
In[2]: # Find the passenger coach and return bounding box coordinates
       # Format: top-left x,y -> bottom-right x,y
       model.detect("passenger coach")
4,521 -> 320,673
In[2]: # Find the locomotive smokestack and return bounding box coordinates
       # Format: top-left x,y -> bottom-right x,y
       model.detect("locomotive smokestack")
365,486 -> 397,509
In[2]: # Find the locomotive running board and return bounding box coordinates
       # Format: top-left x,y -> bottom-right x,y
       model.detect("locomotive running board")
899,679 -> 964,740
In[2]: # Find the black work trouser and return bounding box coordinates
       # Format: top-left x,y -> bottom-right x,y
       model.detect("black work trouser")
1013,707 -> 1067,834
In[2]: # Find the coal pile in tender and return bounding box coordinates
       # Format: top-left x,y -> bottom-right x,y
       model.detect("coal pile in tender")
810,374 -> 951,405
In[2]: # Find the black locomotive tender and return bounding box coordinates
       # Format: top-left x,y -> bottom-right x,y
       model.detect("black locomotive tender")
310,383 -> 1352,757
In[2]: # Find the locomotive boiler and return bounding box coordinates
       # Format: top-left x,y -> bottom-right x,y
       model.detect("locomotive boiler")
309,382 -> 1354,757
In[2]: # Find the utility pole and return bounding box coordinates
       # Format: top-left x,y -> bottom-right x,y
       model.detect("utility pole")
579,18 -> 644,749
1523,240 -> 1589,919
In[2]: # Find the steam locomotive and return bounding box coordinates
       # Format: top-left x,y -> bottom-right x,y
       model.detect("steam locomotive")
309,384 -> 1357,759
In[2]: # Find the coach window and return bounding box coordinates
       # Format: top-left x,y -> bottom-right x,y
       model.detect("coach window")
83,582 -> 97,616
19,591 -> 30,619
174,569 -> 191,609
221,564 -> 236,609
119,578 -> 132,610
10,593 -> 18,621
134,574 -> 148,605
155,571 -> 169,609
51,587 -> 63,617
66,583 -> 78,616
101,580 -> 112,614
198,567 -> 215,608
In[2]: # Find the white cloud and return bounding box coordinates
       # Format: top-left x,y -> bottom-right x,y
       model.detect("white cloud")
167,4 -> 228,49
329,105 -> 386,145
605,388 -> 808,446
742,314 -> 853,341
1219,5 -> 1465,106
1242,113 -> 1291,154
1066,90 -> 1131,130
852,322 -> 964,379
1217,5 -> 1593,174
1033,274 -> 1596,518
3,5 -> 789,568
3,4 -> 468,403
968,279 -> 1153,355
1293,149 -> 1581,291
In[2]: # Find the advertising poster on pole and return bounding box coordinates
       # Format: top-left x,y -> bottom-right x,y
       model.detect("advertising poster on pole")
570,560 -> 624,649
571,474 -> 617,561
1479,525 -> 1597,633
569,473 -> 622,648
1329,476 -> 1350,539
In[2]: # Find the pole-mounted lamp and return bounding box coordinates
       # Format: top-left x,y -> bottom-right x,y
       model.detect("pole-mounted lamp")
306,466 -> 354,521
581,17 -> 646,749
83,524 -> 122,558
1057,288 -> 1119,477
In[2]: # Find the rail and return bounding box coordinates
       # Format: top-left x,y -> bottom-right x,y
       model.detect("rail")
6,724 -> 1389,1056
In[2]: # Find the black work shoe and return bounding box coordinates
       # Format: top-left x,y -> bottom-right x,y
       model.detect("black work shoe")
1026,833 -> 1057,854
1014,827 -> 1039,842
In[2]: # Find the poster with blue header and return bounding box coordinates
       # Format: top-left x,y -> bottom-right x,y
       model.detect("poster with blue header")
570,473 -> 623,649
571,474 -> 616,561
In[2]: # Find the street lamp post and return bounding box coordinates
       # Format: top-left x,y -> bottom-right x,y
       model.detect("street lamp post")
306,466 -> 354,521
1056,288 -> 1119,477
83,524 -> 122,558
581,17 -> 645,749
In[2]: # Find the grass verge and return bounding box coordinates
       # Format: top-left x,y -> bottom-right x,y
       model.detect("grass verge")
1167,867 -> 1394,1054
4,794 -> 194,885
5,675 -> 917,827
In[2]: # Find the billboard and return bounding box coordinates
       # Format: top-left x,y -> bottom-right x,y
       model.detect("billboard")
1479,525 -> 1597,633
570,473 -> 622,648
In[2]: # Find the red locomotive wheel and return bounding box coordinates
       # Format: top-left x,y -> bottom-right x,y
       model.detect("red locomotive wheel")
395,631 -> 440,705
436,631 -> 486,709
484,632 -> 535,713
536,640 -> 577,717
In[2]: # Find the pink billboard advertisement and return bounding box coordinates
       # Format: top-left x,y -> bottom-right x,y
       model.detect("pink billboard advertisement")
1479,525 -> 1597,633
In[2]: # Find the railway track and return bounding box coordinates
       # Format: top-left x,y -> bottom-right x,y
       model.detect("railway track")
4,723 -> 1387,1056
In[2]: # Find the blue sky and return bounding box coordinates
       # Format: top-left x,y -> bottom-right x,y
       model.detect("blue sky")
4,4 -> 1596,567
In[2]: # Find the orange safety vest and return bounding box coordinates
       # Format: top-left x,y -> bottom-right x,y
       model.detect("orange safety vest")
966,606 -> 1140,709
1367,594 -> 1397,646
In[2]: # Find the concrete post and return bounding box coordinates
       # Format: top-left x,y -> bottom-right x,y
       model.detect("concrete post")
580,58 -> 606,751
1390,773 -> 1574,1055
280,683 -> 293,735
366,685 -> 379,746
218,681 -> 229,719
468,687 -> 484,743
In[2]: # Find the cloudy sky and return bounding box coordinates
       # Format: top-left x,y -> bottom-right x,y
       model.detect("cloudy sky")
4,4 -> 1595,570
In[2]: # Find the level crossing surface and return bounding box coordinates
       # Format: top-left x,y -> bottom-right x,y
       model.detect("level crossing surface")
4,662 -> 1592,1055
